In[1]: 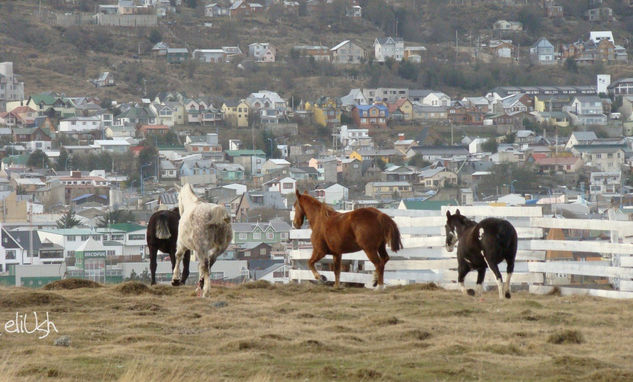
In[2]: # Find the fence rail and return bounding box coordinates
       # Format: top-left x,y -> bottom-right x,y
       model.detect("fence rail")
288,205 -> 633,299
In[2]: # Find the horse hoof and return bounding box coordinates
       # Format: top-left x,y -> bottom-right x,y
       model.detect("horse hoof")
372,281 -> 378,288
467,289 -> 476,296
505,292 -> 511,299
171,279 -> 181,286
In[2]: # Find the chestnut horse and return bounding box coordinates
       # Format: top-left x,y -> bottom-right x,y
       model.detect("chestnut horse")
445,209 -> 517,299
293,190 -> 402,289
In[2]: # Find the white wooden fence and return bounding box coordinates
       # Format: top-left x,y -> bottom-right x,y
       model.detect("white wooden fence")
288,206 -> 633,299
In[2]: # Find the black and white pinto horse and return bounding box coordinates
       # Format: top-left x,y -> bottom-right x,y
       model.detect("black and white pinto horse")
172,183 -> 233,298
445,209 -> 517,299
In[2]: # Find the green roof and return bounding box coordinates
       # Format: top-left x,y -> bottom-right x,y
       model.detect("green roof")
30,92 -> 59,106
2,154 -> 29,165
401,199 -> 458,211
108,223 -> 145,233
225,149 -> 266,157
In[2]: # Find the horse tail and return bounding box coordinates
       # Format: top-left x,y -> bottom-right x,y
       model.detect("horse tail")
380,213 -> 403,252
155,215 -> 171,240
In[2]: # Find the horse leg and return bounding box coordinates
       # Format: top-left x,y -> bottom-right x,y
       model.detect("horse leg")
308,249 -> 328,283
475,267 -> 486,296
203,255 -> 217,298
332,254 -> 342,288
378,245 -> 390,288
483,252 -> 505,299
149,246 -> 158,285
504,256 -> 515,299
181,250 -> 191,285
457,260 -> 472,296
363,249 -> 383,289
171,244 -> 186,286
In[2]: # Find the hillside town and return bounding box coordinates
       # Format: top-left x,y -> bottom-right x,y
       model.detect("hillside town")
3,0 -> 633,288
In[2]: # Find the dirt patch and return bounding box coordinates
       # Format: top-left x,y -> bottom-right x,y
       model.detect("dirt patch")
0,291 -> 68,308
114,281 -> 155,295
128,302 -> 162,312
401,329 -> 432,341
552,355 -> 611,370
43,278 -> 102,290
484,343 -> 525,356
583,369 -> 633,382
391,282 -> 439,291
548,329 -> 584,344
372,316 -> 401,325
353,368 -> 383,380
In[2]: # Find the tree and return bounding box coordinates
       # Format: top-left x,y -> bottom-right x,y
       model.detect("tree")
96,209 -> 136,227
517,6 -> 541,34
27,150 -> 49,168
564,57 -> 578,73
57,209 -> 81,229
408,153 -> 430,168
148,29 -> 162,44
56,149 -> 69,171
397,60 -> 419,81
481,138 -> 498,153
504,132 -> 516,144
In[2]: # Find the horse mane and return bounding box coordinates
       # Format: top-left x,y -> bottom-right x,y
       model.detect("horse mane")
301,193 -> 337,219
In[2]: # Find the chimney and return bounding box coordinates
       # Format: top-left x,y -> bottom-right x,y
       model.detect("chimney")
398,133 -> 405,141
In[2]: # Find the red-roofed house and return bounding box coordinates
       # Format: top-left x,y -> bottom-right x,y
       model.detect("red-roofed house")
138,124 -> 169,138
58,171 -> 110,204
387,98 -> 413,121
533,156 -> 583,174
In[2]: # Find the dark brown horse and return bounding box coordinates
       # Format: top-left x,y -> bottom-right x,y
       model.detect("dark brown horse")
445,209 -> 517,299
293,190 -> 402,288
146,207 -> 190,285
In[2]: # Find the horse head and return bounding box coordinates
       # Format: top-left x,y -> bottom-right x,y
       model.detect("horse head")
178,183 -> 198,215
293,189 -> 306,229
445,209 -> 465,252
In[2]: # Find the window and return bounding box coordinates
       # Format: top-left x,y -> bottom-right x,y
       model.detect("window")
81,235 -> 90,241
111,234 -> 124,241
129,234 -> 145,240
92,235 -> 101,241
253,232 -> 261,240
106,250 -> 116,256
5,250 -> 16,260
243,251 -> 251,257
67,235 -> 76,242
239,233 -> 247,240
266,232 -> 274,240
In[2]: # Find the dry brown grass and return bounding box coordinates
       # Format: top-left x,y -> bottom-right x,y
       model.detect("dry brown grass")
1,282 -> 633,381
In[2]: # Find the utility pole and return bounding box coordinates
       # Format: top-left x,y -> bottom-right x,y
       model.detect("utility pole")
455,30 -> 458,63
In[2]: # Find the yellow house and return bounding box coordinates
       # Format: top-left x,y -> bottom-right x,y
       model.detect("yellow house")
534,95 -> 546,113
0,193 -> 28,222
388,98 -> 413,121
311,97 -> 342,127
222,100 -> 250,128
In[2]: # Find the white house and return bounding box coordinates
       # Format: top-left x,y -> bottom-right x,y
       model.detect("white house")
589,31 -> 615,45
263,177 -> 296,195
314,183 -> 348,205
92,139 -> 131,153
58,116 -> 102,133
330,40 -> 365,64
0,227 -> 28,272
248,43 -> 276,63
419,92 -> 451,107
374,37 -> 404,62
192,49 -> 226,63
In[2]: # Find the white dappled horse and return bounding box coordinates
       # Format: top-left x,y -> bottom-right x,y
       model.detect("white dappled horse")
172,183 -> 233,297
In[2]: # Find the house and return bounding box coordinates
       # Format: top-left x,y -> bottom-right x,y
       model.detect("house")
232,221 -> 291,244
546,4 -> 563,18
330,40 -> 365,64
139,124 -> 170,138
415,91 -> 451,107
412,105 -> 448,121
184,133 -> 222,155
340,158 -> 362,182
235,242 -> 272,260
292,45 -> 330,62
493,20 -> 522,31
346,4 -> 361,18
0,228 -> 28,271
365,181 -> 413,199
586,7 -> 613,22
563,96 -> 607,126
92,139 -> 131,153
58,116 -> 102,133
229,0 -> 263,17
192,49 -> 226,63
387,98 -> 413,121
245,90 -> 287,112
205,3 -> 229,17
221,100 -> 250,128
105,124 -> 135,138
374,37 -> 404,62
160,159 -> 179,180
403,46 -> 426,63
339,88 -> 368,108
362,88 -> 408,103
405,145 -> 469,161
608,78 -> 633,97
530,38 -> 556,65
261,159 -> 291,175
248,43 -> 276,63
166,48 -> 189,63
589,171 -> 621,198
313,183 -> 348,205
222,46 -> 243,60
310,97 -> 341,128
382,165 -> 417,182
417,167 -> 458,189
56,171 -> 110,204
589,31 -> 615,44
91,72 -> 115,87
489,40 -> 514,58
152,41 -> 169,56
565,131 -> 598,149
532,156 -> 584,174
571,144 -> 626,172
263,177 -> 296,195
351,104 -> 388,128
225,149 -> 266,175
0,62 -> 25,105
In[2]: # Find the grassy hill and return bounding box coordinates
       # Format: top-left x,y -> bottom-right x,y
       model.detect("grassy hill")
1,281 -> 633,381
